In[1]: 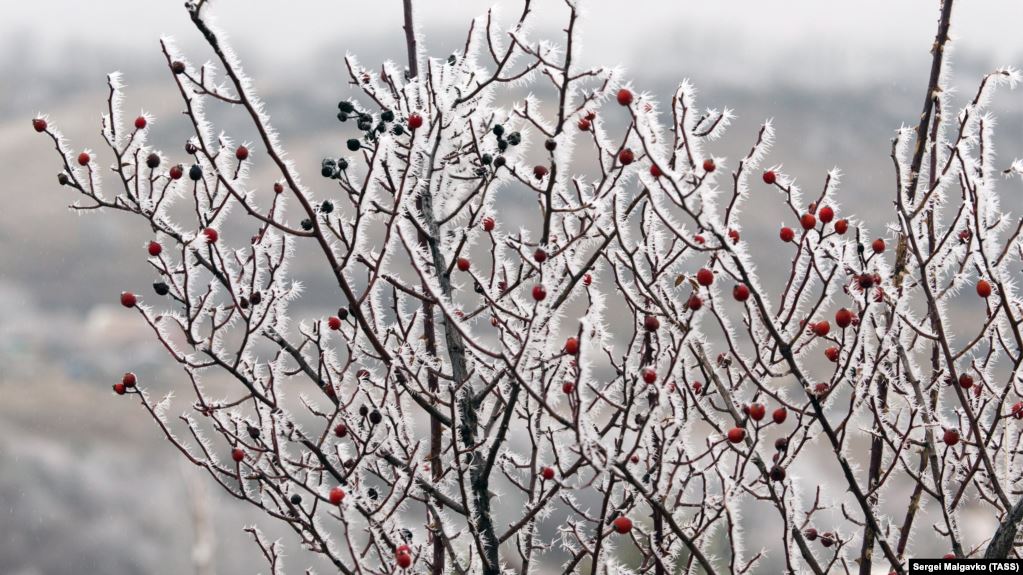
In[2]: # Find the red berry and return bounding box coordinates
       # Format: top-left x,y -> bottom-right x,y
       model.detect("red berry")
688,294 -> 703,311
169,164 -> 184,180
408,113 -> 423,130
694,234 -> 705,245
692,381 -> 703,395
146,241 -> 163,257
748,403 -> 766,421
396,545 -> 411,556
770,465 -> 786,482
835,308 -> 853,328
642,368 -> 657,384
733,284 -> 750,302
334,423 -> 348,437
616,89 -> 633,106
800,213 -> 817,230
482,216 -> 495,232
858,274 -> 875,289
396,552 -> 412,569
565,337 -> 580,355
696,268 -> 714,287
977,279 -> 992,298
274,182 -> 284,193
728,229 -> 740,244
814,383 -> 831,396
1012,402 -> 1023,420
113,382 -> 127,395
813,321 -> 831,337
825,346 -> 840,362
231,448 -> 245,462
772,407 -> 787,424
235,145 -> 249,161
562,381 -> 575,394
619,148 -> 635,165
122,372 -> 137,388
644,315 -> 660,331
958,373 -> 974,389
582,273 -> 592,286
613,516 -> 633,534
328,316 -> 342,330
780,227 -> 795,243
762,170 -> 777,185
457,257 -> 470,272
943,428 -> 960,446
203,228 -> 219,243
533,249 -> 547,263
727,427 -> 746,444
872,238 -> 886,254
540,466 -> 555,480
533,165 -> 549,180
32,118 -> 47,132
703,158 -> 716,173
77,152 -> 91,166
134,116 -> 147,130
120,292 -> 137,308
532,285 -> 547,301
834,219 -> 849,234
577,118 -> 591,131
817,206 -> 834,224
805,528 -> 818,541
650,164 -> 663,178
329,486 -> 346,505
943,554 -> 957,560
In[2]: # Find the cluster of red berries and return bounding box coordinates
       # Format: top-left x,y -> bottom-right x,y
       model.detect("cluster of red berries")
113,372 -> 137,395
804,528 -> 838,548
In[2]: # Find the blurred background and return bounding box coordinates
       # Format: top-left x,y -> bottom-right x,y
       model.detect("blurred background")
3,1 -> 1023,573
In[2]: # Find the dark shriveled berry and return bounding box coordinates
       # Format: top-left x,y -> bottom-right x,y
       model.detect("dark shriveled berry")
153,282 -> 170,296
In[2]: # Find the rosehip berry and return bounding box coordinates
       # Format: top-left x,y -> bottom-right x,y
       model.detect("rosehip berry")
818,206 -> 834,224
748,403 -> 766,421
763,170 -> 777,185
858,274 -> 875,289
693,381 -> 703,395
545,139 -> 557,151
770,465 -> 786,482
329,486 -> 345,505
189,164 -> 203,180
805,528 -> 818,541
619,148 -> 635,165
456,257 -> 470,272
943,428 -> 960,446
202,228 -> 219,243
147,241 -> 162,257
688,294 -> 703,310
540,466 -> 555,480
642,368 -> 657,384
775,437 -> 789,450
834,219 -> 849,234
958,373 -> 974,389
872,238 -> 886,254
533,165 -> 549,180
727,427 -> 746,443
408,113 -> 423,130
77,152 -> 91,166
696,268 -> 714,286
532,285 -> 547,301
814,383 -> 831,396
143,154 -> 160,170
835,308 -> 853,328
943,554 -> 957,560
780,227 -> 795,243
328,316 -> 342,330
235,145 -> 249,161
562,381 -> 575,394
120,292 -> 137,308
577,118 -> 591,131
171,61 -> 186,74
32,118 -> 47,132
134,116 -> 147,130
169,164 -> 184,180
650,164 -> 663,178
977,279 -> 992,298
231,448 -> 245,462
813,321 -> 831,337
728,229 -> 740,244
612,515 -> 633,534
773,407 -> 788,424
533,248 -> 547,263
396,552 -> 412,569
733,284 -> 750,302
122,372 -> 137,388
334,423 -> 348,437
703,158 -> 716,172
582,273 -> 592,286
825,346 -> 840,362
482,216 -> 495,232
800,213 -> 817,230
644,315 -> 660,331
694,234 -> 706,244
113,382 -> 127,395
1012,402 -> 1023,420
274,182 -> 284,194
616,89 -> 633,106
565,337 -> 580,355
